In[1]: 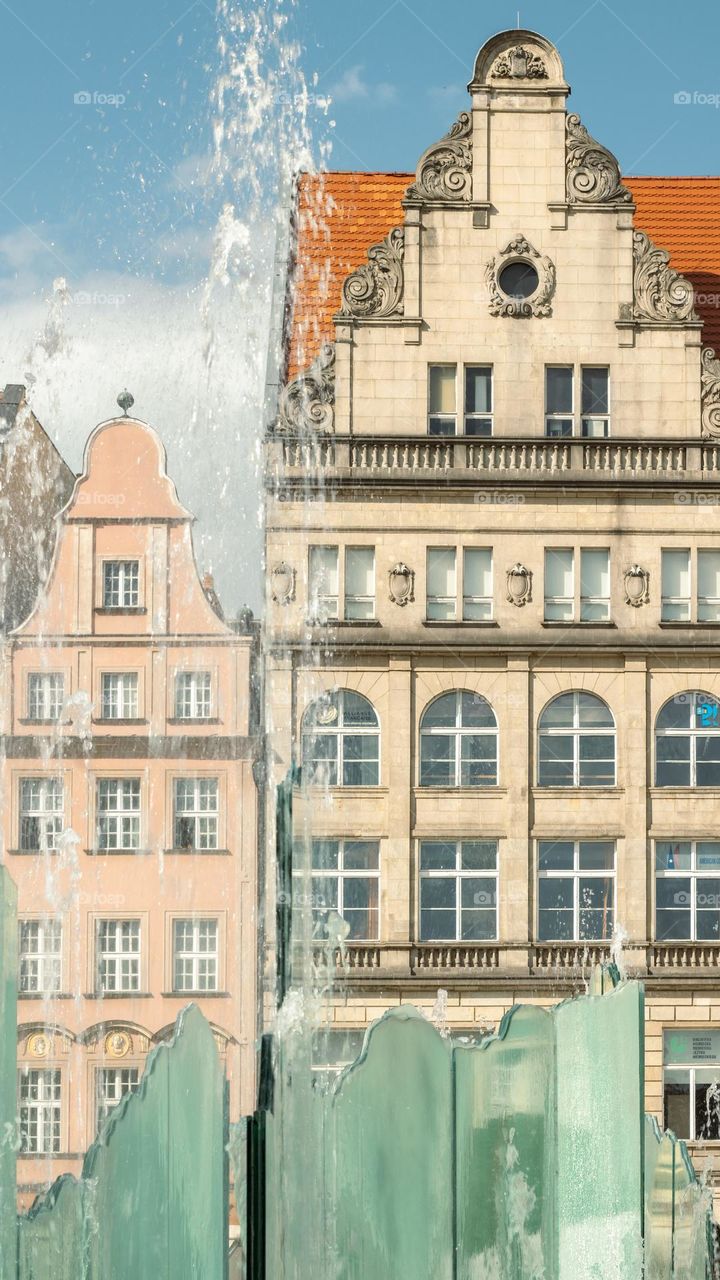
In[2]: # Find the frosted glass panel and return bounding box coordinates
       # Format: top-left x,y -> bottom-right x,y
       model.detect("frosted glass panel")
661,548 -> 690,621
427,548 -> 456,621
429,365 -> 456,413
545,548 -> 573,620
309,545 -> 339,619
698,549 -> 720,621
580,548 -> 610,621
345,548 -> 374,619
463,548 -> 492,620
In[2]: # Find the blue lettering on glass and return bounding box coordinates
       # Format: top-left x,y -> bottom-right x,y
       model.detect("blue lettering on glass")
697,701 -> 719,726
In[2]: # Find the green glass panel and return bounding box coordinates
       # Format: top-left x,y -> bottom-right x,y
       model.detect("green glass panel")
0,869 -> 17,1280
644,1117 -> 675,1280
455,1005 -> 556,1279
17,1177 -> 85,1280
672,1139 -> 712,1280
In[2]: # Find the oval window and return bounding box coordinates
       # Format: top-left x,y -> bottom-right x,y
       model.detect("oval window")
498,260 -> 539,300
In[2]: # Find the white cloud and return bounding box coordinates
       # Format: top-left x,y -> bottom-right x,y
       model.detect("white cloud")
329,65 -> 397,106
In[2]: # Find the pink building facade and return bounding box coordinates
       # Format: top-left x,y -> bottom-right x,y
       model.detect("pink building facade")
0,414 -> 258,1203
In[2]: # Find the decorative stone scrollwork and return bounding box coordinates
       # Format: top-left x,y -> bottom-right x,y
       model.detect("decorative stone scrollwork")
340,227 -> 405,319
276,343 -> 335,435
490,45 -> 548,80
565,114 -> 632,206
271,562 -> 296,606
506,564 -> 532,606
388,563 -> 415,607
630,231 -> 697,324
701,347 -> 720,438
485,236 -> 556,318
405,112 -> 472,204
624,566 -> 650,608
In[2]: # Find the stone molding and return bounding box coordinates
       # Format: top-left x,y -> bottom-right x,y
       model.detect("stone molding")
565,113 -> 632,206
701,347 -> 720,438
490,45 -> 548,79
340,227 -> 405,319
485,236 -> 555,318
405,112 -> 472,204
627,230 -> 697,324
276,343 -> 335,435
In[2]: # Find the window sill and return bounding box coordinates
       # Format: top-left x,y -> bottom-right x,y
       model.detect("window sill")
92,718 -> 148,727
650,787 -> 720,796
85,992 -> 152,999
532,786 -> 624,796
658,621 -> 720,629
422,620 -> 499,629
166,717 -> 221,726
18,992 -> 72,1000
94,607 -> 147,616
416,786 -> 508,796
85,848 -> 153,857
305,619 -> 382,628
301,785 -> 388,796
7,849 -> 62,857
540,621 -> 616,629
161,991 -> 229,998
163,848 -> 231,856
18,719 -> 72,727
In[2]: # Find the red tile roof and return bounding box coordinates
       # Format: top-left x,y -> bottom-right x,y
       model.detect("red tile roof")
286,172 -> 720,377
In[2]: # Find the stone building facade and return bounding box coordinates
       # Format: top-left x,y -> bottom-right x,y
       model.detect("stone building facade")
264,29 -> 720,1191
0,384 -> 75,635
1,412 -> 258,1203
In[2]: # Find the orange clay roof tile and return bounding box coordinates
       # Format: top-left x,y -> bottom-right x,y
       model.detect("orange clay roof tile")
286,172 -> 720,377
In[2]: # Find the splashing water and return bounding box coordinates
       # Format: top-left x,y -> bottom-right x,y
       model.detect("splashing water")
611,921 -> 629,981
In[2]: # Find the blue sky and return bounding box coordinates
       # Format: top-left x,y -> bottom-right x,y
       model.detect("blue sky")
0,0 -> 717,610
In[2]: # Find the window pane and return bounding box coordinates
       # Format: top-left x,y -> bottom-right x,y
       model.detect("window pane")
698,550 -> 720,621
656,696 -> 692,730
460,735 -> 497,786
655,842 -> 692,871
538,878 -> 573,940
696,694 -> 720,730
345,549 -> 374,619
422,694 -> 457,729
429,366 -> 456,414
465,366 -> 491,414
538,735 -> 574,787
461,841 -> 497,871
428,417 -> 456,437
420,736 -> 454,786
696,1076 -> 720,1140
697,842 -> 720,870
420,842 -> 457,871
427,549 -> 456,601
341,692 -> 377,727
546,367 -> 573,414
312,841 -> 339,870
661,549 -> 690,620
545,549 -> 573,600
463,549 -> 492,620
460,693 -> 496,729
539,694 -> 574,729
343,841 -> 379,871
578,877 -> 613,939
538,841 -> 574,871
577,694 -> 614,728
664,1070 -> 690,1138
578,841 -> 615,871
581,367 -> 609,415
580,549 -> 610,616
309,546 -> 338,619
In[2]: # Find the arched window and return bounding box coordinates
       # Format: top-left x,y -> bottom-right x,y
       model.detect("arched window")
419,691 -> 497,787
538,692 -> 615,787
301,690 -> 379,787
655,692 -> 720,787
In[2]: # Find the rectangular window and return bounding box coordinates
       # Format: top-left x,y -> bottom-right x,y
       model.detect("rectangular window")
97,779 -> 141,851
419,840 -> 498,942
304,840 -> 380,941
544,548 -> 574,621
308,546 -> 339,622
427,548 -> 457,621
537,840 -> 615,941
173,918 -> 219,992
96,919 -> 140,993
102,560 -> 139,608
663,1028 -> 720,1141
464,366 -> 493,437
581,368 -> 610,438
175,672 -> 212,720
19,778 -> 64,853
580,548 -> 610,622
19,1068 -> 61,1154
655,840 -> 720,941
27,672 -> 64,722
19,919 -> 62,995
698,550 -> 720,623
173,778 -> 219,851
661,549 -> 691,622
100,673 -> 139,720
344,548 -> 375,621
96,1067 -> 139,1134
428,365 -> 457,436
463,548 -> 493,621
545,367 -> 574,437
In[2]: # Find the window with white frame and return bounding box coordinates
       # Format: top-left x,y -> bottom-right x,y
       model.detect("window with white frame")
655,840 -> 720,941
344,548 -> 375,620
538,692 -> 615,787
19,1068 -> 61,1154
19,919 -> 62,994
545,366 -> 610,438
661,549 -> 720,623
173,918 -> 219,992
173,778 -> 219,850
27,672 -> 64,721
426,548 -> 493,622
419,840 -> 498,941
663,1028 -> 720,1141
19,778 -> 64,853
655,692 -> 720,787
544,548 -> 610,622
300,840 -> 380,941
96,919 -> 141,992
537,840 -> 615,940
419,691 -> 498,787
308,545 -> 339,622
96,778 -> 141,851
174,671 -> 212,720
302,690 -> 380,787
96,1066 -> 140,1134
100,672 -> 139,720
102,560 -> 139,608
428,365 -> 493,437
